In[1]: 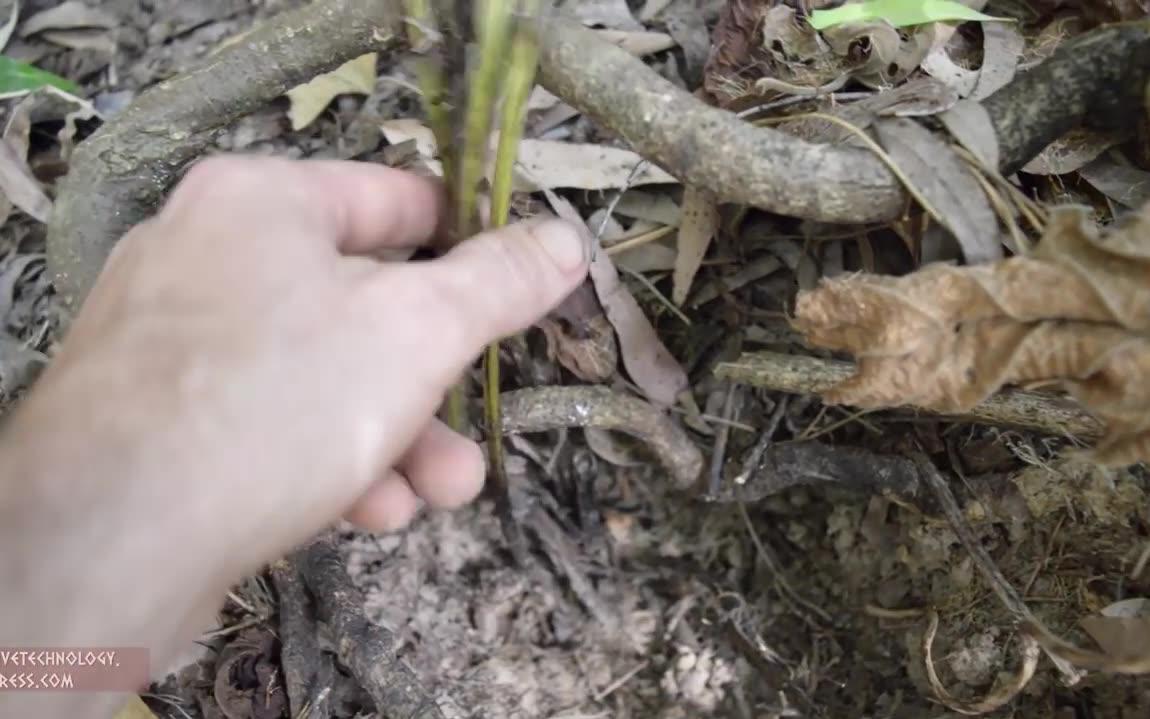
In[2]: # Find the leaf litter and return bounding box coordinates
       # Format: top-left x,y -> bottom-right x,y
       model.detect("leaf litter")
10,0 -> 1150,716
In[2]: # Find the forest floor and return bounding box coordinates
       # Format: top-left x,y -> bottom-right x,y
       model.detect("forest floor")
1,1 -> 1148,717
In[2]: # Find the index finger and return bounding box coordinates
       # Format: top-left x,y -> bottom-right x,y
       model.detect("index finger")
168,156 -> 445,256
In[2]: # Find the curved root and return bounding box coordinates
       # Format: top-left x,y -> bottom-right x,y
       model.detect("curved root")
921,610 -> 1040,716
500,385 -> 703,489
46,0 -> 1150,310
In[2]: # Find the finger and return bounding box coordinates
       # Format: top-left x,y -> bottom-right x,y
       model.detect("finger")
400,218 -> 589,361
396,419 -> 486,509
344,469 -> 423,533
166,155 -> 445,255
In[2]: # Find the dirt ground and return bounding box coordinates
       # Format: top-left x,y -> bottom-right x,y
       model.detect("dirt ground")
2,1 -> 1149,718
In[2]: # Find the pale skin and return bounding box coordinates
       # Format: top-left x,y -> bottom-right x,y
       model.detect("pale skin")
0,156 -> 590,718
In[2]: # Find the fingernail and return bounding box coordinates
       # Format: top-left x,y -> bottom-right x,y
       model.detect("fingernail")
533,219 -> 588,273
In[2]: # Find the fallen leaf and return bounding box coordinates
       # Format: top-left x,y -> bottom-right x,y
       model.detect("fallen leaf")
672,186 -> 718,305
111,695 -> 158,719
40,28 -> 116,54
1078,158 -> 1150,209
20,0 -> 117,36
380,118 -> 437,159
0,135 -> 50,222
1022,128 -> 1121,175
654,0 -> 711,86
585,426 -> 647,467
513,140 -> 676,191
794,202 -> 1150,465
541,281 -> 619,383
873,117 -> 1002,263
379,120 -> 676,191
921,46 -> 979,96
545,190 -> 689,406
286,52 -> 377,131
613,190 -> 682,226
939,99 -> 1001,169
614,242 -> 677,272
689,255 -> 782,308
0,1 -> 20,52
969,21 -> 1024,101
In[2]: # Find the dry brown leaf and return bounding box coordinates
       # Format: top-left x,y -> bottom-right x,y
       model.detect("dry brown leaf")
1080,599 -> 1150,662
0,1 -> 20,52
1078,158 -> 1150,209
795,203 -> 1150,465
613,190 -> 682,226
513,140 -> 676,191
20,0 -> 117,36
379,119 -> 676,191
540,280 -> 619,384
939,100 -> 1001,169
286,53 -> 377,131
672,186 -> 718,305
1022,127 -> 1121,175
969,21 -> 1024,101
0,136 -> 49,222
873,117 -> 1002,263
545,190 -> 689,406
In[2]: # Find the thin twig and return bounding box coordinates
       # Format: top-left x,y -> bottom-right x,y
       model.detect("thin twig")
913,454 -> 1086,685
733,396 -> 789,486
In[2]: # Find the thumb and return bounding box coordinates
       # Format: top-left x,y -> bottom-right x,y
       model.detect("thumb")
410,217 -> 590,356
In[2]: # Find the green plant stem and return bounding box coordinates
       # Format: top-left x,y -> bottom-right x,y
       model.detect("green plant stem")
484,0 -> 542,499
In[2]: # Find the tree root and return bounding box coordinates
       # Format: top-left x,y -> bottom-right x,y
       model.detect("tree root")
45,0 -> 1150,309
48,0 -> 407,309
706,439 -> 921,503
270,558 -> 333,719
296,535 -> 453,719
500,385 -> 703,489
715,351 -> 1104,441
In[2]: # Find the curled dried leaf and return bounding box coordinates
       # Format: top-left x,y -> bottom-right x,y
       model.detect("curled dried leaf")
795,203 -> 1150,464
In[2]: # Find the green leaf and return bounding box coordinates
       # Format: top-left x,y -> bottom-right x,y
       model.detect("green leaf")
0,55 -> 79,96
809,0 -> 1012,30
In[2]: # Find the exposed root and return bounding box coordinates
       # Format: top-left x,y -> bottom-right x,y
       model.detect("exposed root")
716,351 -> 1103,441
500,385 -> 703,489
296,535 -> 454,719
45,0 -> 1150,311
709,439 -> 921,503
921,610 -> 1040,716
269,559 -> 333,719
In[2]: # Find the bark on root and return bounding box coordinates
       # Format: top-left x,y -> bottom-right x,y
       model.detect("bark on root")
295,535 -> 453,719
44,0 -> 1150,310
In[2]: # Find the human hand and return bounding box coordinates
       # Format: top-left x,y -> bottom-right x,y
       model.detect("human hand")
7,155 -> 588,586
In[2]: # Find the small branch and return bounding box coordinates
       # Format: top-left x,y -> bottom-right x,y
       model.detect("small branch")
715,351 -> 1104,440
500,385 -> 703,489
298,535 -> 451,719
